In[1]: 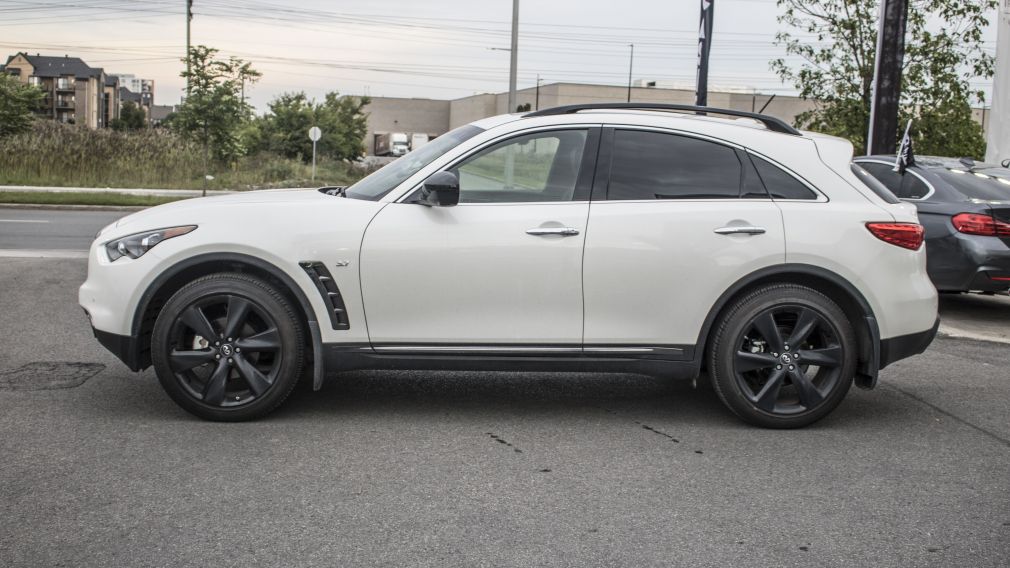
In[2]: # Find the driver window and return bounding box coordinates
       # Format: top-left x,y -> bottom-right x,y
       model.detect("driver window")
453,129 -> 588,203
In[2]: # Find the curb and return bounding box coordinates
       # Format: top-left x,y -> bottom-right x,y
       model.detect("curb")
937,324 -> 1010,345
0,203 -> 147,212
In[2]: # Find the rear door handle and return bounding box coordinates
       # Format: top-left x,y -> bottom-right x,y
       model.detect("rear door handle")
714,226 -> 766,235
526,227 -> 580,236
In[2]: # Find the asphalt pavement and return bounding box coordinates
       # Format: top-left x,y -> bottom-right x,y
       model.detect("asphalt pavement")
1,252 -> 1008,565
0,207 -> 126,254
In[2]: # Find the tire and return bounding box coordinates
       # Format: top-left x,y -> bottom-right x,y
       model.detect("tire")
151,273 -> 305,421
708,284 -> 856,428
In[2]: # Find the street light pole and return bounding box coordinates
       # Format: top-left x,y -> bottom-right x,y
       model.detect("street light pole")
627,43 -> 634,103
185,0 -> 192,97
508,0 -> 519,112
535,74 -> 541,110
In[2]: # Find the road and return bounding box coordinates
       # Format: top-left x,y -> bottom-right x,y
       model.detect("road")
0,214 -> 1008,566
0,207 -> 126,254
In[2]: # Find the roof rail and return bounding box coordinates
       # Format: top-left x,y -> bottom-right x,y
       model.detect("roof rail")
523,103 -> 802,136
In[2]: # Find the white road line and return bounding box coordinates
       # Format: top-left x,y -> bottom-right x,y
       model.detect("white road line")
0,249 -> 88,259
0,219 -> 50,223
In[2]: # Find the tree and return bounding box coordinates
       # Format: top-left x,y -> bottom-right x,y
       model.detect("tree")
0,73 -> 44,138
110,100 -> 146,131
255,92 -> 369,162
171,46 -> 260,163
772,0 -> 996,157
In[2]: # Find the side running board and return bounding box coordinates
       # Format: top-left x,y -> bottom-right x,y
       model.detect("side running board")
299,261 -> 350,330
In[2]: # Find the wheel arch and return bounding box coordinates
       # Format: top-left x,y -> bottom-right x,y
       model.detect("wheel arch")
697,264 -> 881,389
130,252 -> 321,373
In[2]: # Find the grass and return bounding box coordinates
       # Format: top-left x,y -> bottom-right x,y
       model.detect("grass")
0,191 -> 189,207
0,121 -> 370,191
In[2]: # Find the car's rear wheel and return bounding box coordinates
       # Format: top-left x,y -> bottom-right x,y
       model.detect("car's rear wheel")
708,284 -> 856,428
151,273 -> 304,421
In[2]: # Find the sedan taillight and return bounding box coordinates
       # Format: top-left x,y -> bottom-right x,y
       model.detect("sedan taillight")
951,213 -> 1010,237
866,222 -> 925,250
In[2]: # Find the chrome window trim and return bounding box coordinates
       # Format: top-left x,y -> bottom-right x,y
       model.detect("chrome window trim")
853,158 -> 936,201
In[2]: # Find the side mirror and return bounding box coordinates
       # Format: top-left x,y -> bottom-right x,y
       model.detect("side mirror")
419,171 -> 460,207
1002,159 -> 1010,169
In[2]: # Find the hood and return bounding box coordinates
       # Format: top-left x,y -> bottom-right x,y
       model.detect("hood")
96,188 -> 346,240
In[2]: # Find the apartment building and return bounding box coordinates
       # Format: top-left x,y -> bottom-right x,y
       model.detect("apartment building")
2,52 -> 120,128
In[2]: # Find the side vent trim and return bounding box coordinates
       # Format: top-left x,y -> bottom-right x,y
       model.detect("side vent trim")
299,261 -> 350,330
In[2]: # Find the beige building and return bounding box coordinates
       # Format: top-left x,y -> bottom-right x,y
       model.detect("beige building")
358,81 -> 992,155
3,52 -> 120,129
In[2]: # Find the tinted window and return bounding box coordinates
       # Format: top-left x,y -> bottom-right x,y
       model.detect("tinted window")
608,130 -> 741,200
346,124 -> 483,200
857,161 -> 930,199
850,163 -> 901,204
750,155 -> 817,200
934,168 -> 1010,202
451,129 -> 588,203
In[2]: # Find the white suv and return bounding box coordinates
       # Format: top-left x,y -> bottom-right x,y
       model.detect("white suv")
79,104 -> 939,427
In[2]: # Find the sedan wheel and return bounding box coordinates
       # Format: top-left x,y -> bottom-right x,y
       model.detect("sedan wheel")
152,273 -> 304,421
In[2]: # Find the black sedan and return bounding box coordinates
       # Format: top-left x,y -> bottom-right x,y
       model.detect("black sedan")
855,155 -> 1010,292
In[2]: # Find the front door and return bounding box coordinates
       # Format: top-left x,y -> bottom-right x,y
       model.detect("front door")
360,127 -> 599,346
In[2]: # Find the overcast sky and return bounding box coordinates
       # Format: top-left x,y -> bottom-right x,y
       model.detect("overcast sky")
0,0 -> 999,112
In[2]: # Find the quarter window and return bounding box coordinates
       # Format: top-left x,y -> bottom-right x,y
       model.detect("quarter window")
608,130 -> 742,200
750,155 -> 818,200
857,161 -> 930,199
452,129 -> 588,203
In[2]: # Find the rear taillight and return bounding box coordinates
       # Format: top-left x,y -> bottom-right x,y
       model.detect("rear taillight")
951,213 -> 1010,237
866,222 -> 925,250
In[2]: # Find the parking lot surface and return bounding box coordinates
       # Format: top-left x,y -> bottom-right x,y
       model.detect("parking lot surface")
0,256 -> 1007,567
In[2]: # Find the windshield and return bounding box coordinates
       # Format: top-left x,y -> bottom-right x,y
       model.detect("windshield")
345,124 -> 484,201
935,167 -> 1010,202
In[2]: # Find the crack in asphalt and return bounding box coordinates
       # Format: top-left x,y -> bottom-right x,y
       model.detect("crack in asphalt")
486,432 -> 522,454
883,384 -> 1010,449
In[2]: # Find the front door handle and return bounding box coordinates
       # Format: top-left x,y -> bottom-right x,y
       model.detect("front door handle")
526,227 -> 580,236
714,226 -> 766,235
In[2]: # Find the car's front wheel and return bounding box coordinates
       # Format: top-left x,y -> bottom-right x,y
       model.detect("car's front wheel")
151,273 -> 305,421
708,284 -> 856,428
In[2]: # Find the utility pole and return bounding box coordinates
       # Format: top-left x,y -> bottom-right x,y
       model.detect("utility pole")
867,0 -> 909,155
185,0 -> 193,97
695,0 -> 713,107
535,74 -> 541,110
627,43 -> 634,103
986,0 -> 1010,163
507,0 -> 519,112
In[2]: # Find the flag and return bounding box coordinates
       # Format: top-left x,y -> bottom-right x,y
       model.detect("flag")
696,0 -> 714,107
894,119 -> 915,174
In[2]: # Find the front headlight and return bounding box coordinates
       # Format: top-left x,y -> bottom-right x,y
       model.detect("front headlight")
105,225 -> 197,261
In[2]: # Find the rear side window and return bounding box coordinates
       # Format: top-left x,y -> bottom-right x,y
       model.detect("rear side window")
857,161 -> 931,199
607,130 -> 742,200
850,163 -> 901,204
749,155 -> 817,200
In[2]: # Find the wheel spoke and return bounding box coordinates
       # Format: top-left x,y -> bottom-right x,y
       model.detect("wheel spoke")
735,351 -> 778,373
234,327 -> 280,352
180,306 -> 217,341
787,308 -> 820,348
233,353 -> 272,396
798,346 -> 842,368
752,367 -> 787,412
788,367 -> 824,409
202,359 -> 230,406
752,312 -> 785,353
222,296 -> 252,341
169,349 -> 216,372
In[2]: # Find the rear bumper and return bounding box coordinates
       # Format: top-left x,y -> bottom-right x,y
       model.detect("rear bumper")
927,232 -> 1010,292
879,317 -> 939,369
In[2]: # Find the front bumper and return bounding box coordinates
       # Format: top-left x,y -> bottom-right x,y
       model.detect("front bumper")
879,317 -> 940,369
91,324 -> 144,371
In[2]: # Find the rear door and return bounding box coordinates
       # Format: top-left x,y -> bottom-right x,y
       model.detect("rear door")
581,127 -> 786,351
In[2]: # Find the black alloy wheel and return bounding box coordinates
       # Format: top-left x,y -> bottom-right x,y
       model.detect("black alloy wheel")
151,273 -> 304,421
709,284 -> 856,428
